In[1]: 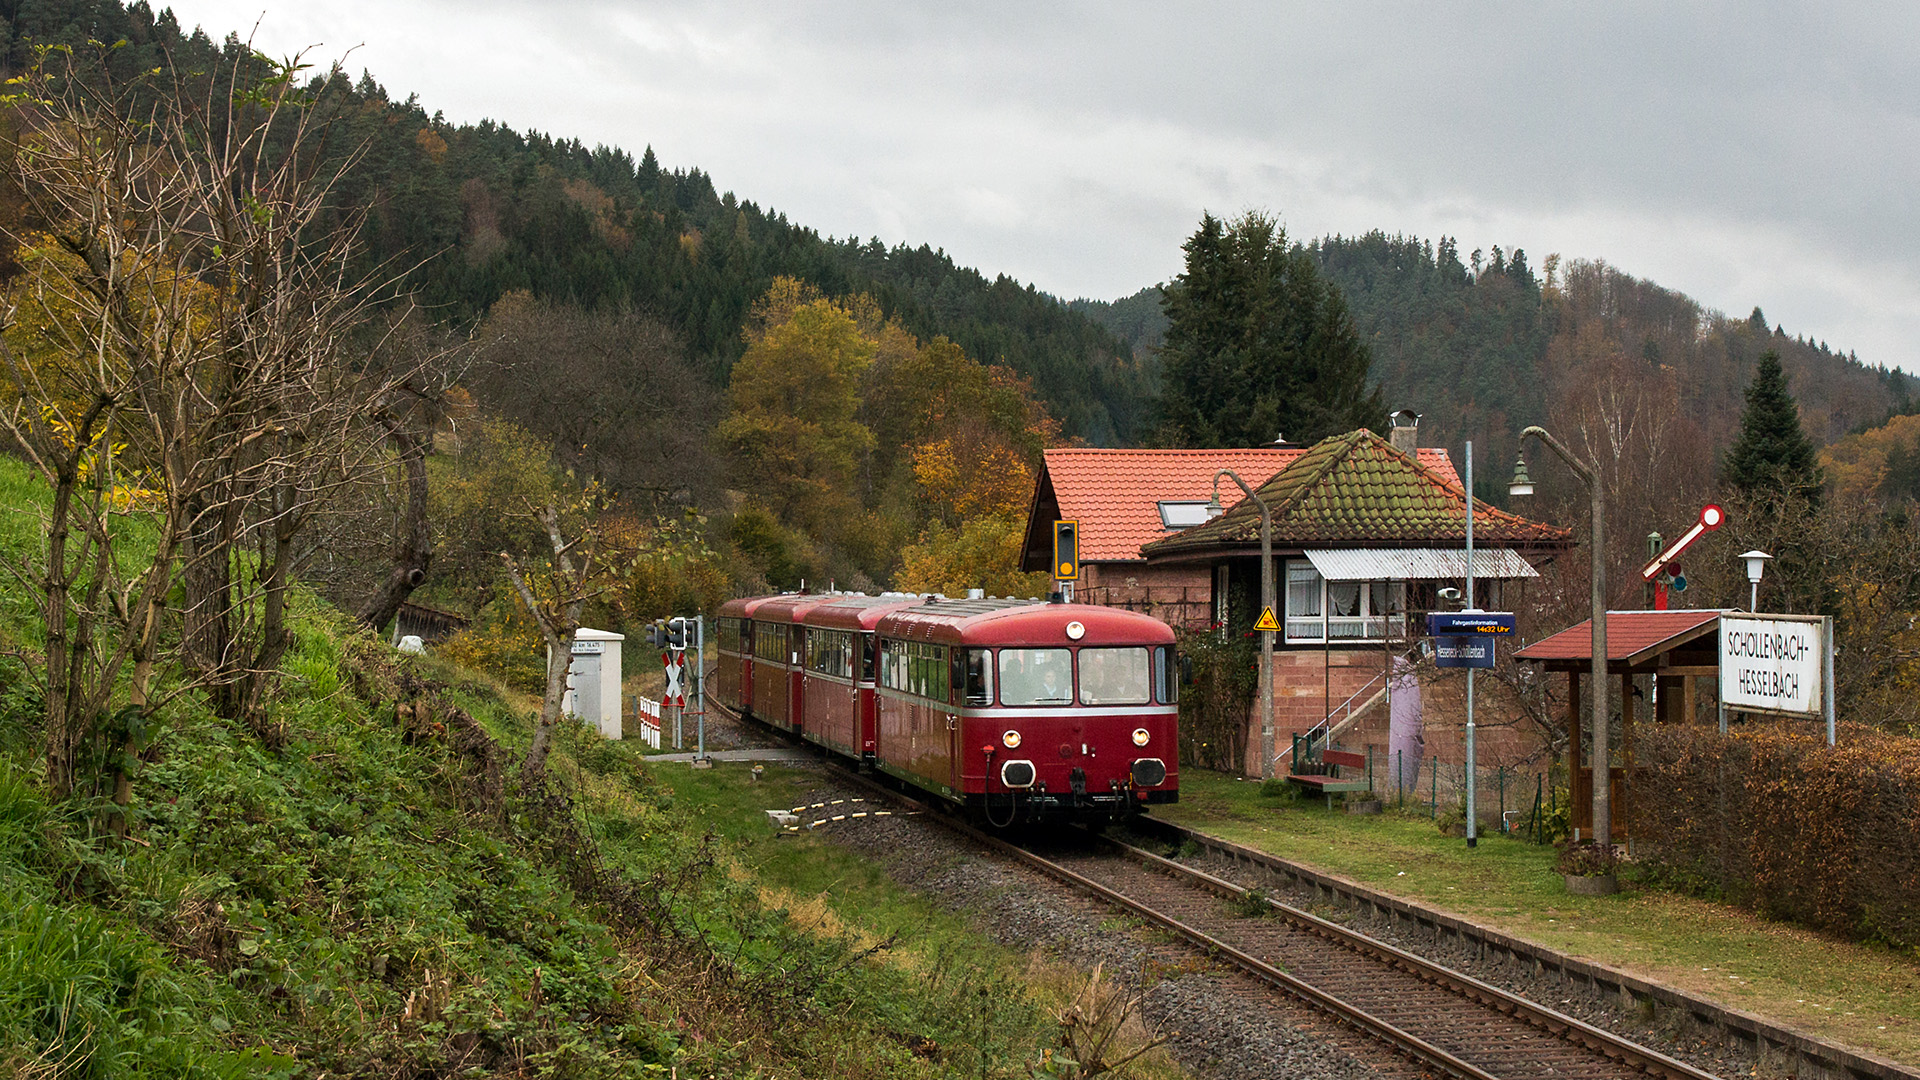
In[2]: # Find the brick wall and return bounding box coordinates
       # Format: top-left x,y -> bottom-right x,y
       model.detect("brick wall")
1242,646 -> 1395,776
1081,563 -> 1215,629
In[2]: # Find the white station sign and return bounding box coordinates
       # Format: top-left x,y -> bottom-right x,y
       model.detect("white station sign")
1718,615 -> 1827,716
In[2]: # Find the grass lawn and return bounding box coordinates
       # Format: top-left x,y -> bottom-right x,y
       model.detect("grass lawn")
647,758 -> 1189,1079
1157,768 -> 1920,1065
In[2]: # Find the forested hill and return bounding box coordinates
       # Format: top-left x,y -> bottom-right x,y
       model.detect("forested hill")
0,0 -> 1150,445
1074,232 -> 1903,463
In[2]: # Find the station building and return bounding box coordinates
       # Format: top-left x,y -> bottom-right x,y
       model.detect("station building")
1019,414 -> 1574,778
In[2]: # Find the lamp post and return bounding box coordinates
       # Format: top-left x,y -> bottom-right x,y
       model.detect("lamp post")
1209,471 -> 1274,779
1739,550 -> 1772,612
1511,426 -> 1613,851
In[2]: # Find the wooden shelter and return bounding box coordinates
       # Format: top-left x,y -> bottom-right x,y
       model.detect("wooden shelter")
1512,609 -> 1726,840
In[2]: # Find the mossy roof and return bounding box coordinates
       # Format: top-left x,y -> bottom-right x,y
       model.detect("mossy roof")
1140,429 -> 1572,558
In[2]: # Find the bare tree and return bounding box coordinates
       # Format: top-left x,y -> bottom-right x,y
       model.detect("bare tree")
500,502 -> 632,782
0,38 -> 423,805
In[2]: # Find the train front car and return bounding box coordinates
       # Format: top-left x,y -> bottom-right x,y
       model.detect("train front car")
874,599 -> 1179,826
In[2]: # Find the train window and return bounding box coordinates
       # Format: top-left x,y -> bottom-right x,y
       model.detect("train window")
934,645 -> 950,702
999,648 -> 1073,706
962,649 -> 994,706
1153,646 -> 1178,705
861,634 -> 876,682
1079,648 -> 1150,706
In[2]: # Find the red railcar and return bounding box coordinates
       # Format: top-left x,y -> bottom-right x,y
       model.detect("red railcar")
715,595 -> 784,720
714,592 -> 1179,825
738,594 -> 839,734
873,598 -> 1178,825
797,595 -> 923,761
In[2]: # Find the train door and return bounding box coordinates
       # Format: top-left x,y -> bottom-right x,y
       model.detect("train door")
858,633 -> 878,758
945,647 -> 965,794
788,624 -> 805,733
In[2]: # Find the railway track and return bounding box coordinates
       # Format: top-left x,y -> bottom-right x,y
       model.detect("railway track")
788,757 -> 1716,1078
1019,831 -> 1717,1080
699,702 -> 1912,1080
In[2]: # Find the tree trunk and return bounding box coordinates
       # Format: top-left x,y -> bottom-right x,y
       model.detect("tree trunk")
356,423 -> 433,632
521,634 -> 575,782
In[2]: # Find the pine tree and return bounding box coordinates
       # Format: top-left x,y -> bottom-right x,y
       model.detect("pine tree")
1722,350 -> 1824,504
1157,211 -> 1383,447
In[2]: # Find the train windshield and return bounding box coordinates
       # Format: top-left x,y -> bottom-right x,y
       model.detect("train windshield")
998,648 -> 1073,706
1078,647 -> 1151,706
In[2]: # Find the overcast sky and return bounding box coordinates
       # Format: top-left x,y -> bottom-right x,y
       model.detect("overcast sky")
166,2 -> 1920,371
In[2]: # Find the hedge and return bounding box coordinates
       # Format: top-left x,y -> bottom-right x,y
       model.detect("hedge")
1631,724 -> 1920,950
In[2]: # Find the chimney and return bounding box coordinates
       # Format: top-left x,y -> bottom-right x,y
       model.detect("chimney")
1388,409 -> 1421,455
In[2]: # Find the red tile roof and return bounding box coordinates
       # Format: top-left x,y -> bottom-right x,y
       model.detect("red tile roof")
1512,609 -> 1724,663
1140,430 -> 1570,559
1035,446 -> 1463,563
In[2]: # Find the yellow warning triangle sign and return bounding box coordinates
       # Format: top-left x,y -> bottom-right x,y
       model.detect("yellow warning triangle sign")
1254,606 -> 1280,632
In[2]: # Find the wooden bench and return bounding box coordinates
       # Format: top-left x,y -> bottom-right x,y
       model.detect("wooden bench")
1288,747 -> 1373,807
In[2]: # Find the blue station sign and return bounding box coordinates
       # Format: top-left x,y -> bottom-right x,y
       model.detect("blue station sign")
1434,636 -> 1496,669
1427,611 -> 1517,636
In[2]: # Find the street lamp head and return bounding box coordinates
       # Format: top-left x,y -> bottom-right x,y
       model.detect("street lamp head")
1206,486 -> 1224,516
1508,453 -> 1535,497
1740,549 -> 1773,584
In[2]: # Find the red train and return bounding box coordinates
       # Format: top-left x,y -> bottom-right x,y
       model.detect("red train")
715,593 -> 1180,826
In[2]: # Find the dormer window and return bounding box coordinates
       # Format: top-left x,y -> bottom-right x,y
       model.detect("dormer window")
1158,501 -> 1221,529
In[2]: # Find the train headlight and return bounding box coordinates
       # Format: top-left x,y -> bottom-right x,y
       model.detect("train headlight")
1131,727 -> 1150,747
1065,620 -> 1085,640
1130,758 -> 1167,787
1002,730 -> 1022,749
1000,760 -> 1037,788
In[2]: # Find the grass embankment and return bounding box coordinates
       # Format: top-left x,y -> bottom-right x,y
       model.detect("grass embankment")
658,759 -> 1185,1080
1158,770 -> 1920,1064
0,452 -> 1180,1079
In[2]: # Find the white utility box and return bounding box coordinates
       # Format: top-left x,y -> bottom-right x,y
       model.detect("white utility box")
555,628 -> 623,739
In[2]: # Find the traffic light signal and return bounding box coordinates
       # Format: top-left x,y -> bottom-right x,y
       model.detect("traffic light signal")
1052,519 -> 1080,581
644,619 -> 668,649
667,619 -> 688,649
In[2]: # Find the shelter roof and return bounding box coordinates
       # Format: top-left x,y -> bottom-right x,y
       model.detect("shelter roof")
1141,430 -> 1571,560
1513,609 -> 1726,667
1023,444 -> 1463,566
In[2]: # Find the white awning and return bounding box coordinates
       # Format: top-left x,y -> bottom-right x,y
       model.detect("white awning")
1304,548 -> 1540,582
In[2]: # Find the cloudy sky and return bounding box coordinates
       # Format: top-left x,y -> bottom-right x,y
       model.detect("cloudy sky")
167,2 -> 1919,370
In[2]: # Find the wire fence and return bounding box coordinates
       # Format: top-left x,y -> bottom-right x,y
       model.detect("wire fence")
1375,750 -> 1564,844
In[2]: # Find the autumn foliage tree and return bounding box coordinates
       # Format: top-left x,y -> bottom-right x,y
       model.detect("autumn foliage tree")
720,277 -> 1061,593
721,285 -> 875,541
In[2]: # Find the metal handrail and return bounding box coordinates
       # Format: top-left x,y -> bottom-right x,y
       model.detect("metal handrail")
1283,643 -> 1416,768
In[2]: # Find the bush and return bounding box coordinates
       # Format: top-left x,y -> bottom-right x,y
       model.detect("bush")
1554,839 -> 1619,877
1175,625 -> 1257,773
1633,724 -> 1920,949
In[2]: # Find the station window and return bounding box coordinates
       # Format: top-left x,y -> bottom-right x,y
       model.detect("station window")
999,648 -> 1073,706
1078,647 -> 1150,706
1285,563 -> 1407,643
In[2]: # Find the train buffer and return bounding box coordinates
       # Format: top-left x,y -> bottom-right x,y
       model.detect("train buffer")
1287,744 -> 1374,809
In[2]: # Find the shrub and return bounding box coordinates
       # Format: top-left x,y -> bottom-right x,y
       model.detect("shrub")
1633,724 -> 1920,949
1554,839 -> 1620,877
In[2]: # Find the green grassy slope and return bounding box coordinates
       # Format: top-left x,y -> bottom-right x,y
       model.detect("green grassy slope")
0,456 -> 1108,1078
